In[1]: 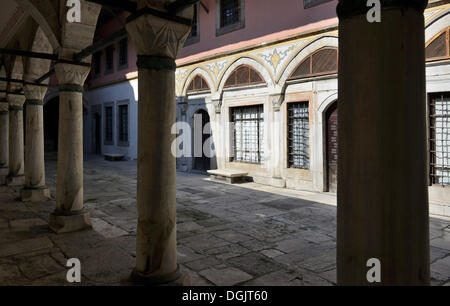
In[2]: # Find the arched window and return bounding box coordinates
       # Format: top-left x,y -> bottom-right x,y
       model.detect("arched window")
187,75 -> 210,93
224,65 -> 265,88
289,47 -> 338,80
426,28 -> 450,61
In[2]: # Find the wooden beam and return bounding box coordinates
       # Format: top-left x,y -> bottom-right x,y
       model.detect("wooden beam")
0,49 -> 57,61
85,0 -> 137,12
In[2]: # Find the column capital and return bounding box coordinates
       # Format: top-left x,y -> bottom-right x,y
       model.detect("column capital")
211,98 -> 222,114
337,0 -> 428,19
7,94 -> 26,107
23,84 -> 48,102
54,63 -> 90,88
270,94 -> 284,112
0,100 -> 8,113
125,4 -> 193,59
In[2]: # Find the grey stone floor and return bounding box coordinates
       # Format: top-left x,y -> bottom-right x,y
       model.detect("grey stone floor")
0,155 -> 449,286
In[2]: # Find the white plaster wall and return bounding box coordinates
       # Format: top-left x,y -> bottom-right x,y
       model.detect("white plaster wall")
85,79 -> 139,159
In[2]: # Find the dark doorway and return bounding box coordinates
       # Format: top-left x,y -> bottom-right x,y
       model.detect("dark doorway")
193,109 -> 211,171
44,97 -> 59,152
326,101 -> 338,193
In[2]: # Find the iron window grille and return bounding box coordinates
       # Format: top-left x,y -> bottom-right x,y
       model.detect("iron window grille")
231,105 -> 264,164
430,94 -> 450,186
288,102 -> 310,169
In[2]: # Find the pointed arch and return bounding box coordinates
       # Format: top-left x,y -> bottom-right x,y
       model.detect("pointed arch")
217,57 -> 272,94
288,47 -> 338,80
278,35 -> 338,87
426,27 -> 450,61
181,67 -> 215,96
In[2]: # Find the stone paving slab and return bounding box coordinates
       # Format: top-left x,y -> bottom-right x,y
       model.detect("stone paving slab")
0,155 -> 449,286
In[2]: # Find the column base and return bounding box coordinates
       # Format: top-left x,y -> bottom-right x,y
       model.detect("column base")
7,175 -> 25,186
270,177 -> 286,188
130,265 -> 191,286
49,209 -> 92,234
21,186 -> 51,202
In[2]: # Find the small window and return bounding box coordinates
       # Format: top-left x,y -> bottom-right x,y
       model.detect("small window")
288,102 -> 310,169
105,45 -> 114,73
190,4 -> 199,38
216,0 -> 244,36
224,65 -> 265,88
187,75 -> 210,93
426,28 -> 449,61
118,104 -> 129,146
104,105 -> 114,145
94,51 -> 102,76
231,105 -> 264,164
289,47 -> 338,80
429,93 -> 450,186
118,38 -> 128,69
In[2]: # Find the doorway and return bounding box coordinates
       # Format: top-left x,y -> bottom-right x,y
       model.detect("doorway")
193,109 -> 211,171
326,101 -> 338,193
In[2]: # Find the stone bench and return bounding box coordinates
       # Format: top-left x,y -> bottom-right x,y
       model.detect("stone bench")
104,154 -> 125,161
207,169 -> 248,184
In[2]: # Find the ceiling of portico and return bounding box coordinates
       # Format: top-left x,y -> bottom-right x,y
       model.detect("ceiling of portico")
0,0 -> 28,48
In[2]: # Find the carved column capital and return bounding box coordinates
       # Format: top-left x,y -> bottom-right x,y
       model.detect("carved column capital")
125,3 -> 193,59
270,94 -> 284,112
23,84 -> 48,102
7,94 -> 26,108
54,63 -> 90,88
0,101 -> 8,112
212,98 -> 222,114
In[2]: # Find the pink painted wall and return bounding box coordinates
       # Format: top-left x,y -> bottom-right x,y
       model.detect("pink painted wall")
178,0 -> 338,63
86,0 -> 338,88
86,13 -> 138,89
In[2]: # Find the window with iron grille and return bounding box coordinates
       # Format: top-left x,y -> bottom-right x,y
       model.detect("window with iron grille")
288,102 -> 310,169
94,51 -> 101,76
118,38 -> 128,68
104,106 -> 113,145
220,0 -> 240,28
430,94 -> 450,186
105,45 -> 114,73
118,104 -> 129,146
231,105 -> 264,164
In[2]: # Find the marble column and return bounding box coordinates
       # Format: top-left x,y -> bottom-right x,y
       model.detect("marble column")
336,0 -> 430,285
0,97 -> 8,185
7,94 -> 26,186
49,63 -> 91,233
125,2 -> 192,285
270,94 -> 285,188
21,84 -> 50,201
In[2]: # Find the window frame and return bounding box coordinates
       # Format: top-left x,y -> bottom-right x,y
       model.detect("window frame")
216,0 -> 245,37
230,104 -> 264,164
93,51 -> 102,77
426,28 -> 450,62
104,102 -> 115,146
185,3 -> 200,46
117,38 -> 128,70
104,45 -> 115,74
287,101 -> 310,170
117,100 -> 130,147
186,75 -> 211,94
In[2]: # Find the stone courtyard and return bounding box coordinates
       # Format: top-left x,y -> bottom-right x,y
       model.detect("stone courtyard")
0,155 -> 449,286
